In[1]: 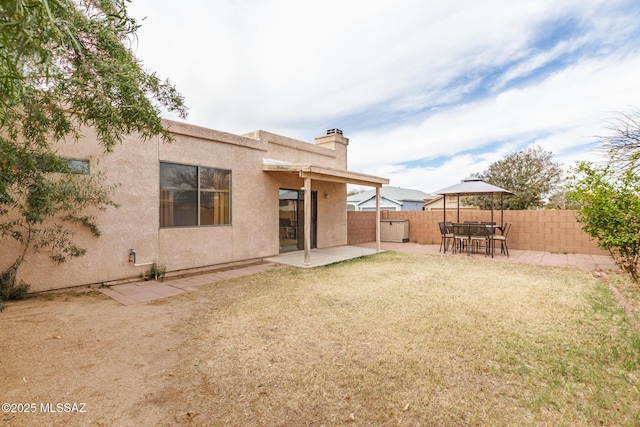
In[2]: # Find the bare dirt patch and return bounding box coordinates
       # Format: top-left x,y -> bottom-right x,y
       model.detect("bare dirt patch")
1,252 -> 639,426
1,290 -> 206,426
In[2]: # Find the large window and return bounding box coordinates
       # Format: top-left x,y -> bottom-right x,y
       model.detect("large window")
160,162 -> 231,227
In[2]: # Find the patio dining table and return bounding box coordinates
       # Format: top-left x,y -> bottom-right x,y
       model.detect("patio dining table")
452,223 -> 502,258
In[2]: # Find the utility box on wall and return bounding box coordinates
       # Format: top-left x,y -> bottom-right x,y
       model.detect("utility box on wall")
380,219 -> 410,243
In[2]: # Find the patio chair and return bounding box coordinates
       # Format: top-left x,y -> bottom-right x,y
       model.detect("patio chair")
491,223 -> 511,257
438,221 -> 455,253
452,223 -> 471,254
469,224 -> 491,255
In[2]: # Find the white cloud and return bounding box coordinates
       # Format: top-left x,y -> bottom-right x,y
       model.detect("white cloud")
348,52 -> 640,185
127,0 -> 640,190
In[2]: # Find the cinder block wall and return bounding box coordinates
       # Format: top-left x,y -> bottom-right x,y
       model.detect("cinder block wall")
347,210 -> 606,255
347,211 -> 378,245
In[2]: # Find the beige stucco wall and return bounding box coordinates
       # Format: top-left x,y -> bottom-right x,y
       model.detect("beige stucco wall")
2,121 -> 354,292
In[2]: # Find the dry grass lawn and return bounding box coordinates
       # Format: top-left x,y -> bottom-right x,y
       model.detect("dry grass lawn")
2,250 -> 639,426
176,251 -> 640,426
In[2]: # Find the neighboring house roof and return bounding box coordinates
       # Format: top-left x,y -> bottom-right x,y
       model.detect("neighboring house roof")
347,186 -> 432,206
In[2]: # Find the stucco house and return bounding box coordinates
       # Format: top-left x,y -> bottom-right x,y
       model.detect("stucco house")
347,186 -> 431,211
1,123 -> 388,292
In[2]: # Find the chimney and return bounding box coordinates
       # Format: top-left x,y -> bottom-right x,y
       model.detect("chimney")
315,129 -> 349,168
315,129 -> 349,150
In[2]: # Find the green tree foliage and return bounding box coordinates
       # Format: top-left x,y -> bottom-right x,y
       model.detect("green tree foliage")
0,0 -> 187,305
567,157 -> 640,282
0,143 -> 118,303
545,185 -> 581,210
0,0 -> 186,150
470,145 -> 563,210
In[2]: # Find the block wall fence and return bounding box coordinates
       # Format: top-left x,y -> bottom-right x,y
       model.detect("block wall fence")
347,210 -> 607,255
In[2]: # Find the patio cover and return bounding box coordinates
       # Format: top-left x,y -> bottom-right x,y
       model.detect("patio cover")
263,161 -> 389,265
433,178 -> 514,226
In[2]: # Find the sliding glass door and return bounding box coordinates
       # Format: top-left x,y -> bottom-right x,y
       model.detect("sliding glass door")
278,189 -> 317,253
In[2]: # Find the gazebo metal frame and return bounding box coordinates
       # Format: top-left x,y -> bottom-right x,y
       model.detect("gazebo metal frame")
433,178 -> 514,226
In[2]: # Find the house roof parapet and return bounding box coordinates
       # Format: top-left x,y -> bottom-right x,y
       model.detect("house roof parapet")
246,130 -> 338,158
163,119 -> 268,151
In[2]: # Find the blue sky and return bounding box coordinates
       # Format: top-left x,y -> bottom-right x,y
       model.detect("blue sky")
128,0 -> 640,194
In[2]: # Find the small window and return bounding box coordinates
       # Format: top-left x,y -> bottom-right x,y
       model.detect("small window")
199,167 -> 231,226
160,162 -> 231,227
63,158 -> 90,174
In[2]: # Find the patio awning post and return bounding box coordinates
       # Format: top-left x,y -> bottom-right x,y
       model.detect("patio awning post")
443,195 -> 446,224
304,177 -> 311,266
376,187 -> 381,251
491,193 -> 494,225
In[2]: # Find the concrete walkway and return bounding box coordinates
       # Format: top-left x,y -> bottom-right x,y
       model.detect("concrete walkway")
100,243 -> 617,306
99,263 -> 279,306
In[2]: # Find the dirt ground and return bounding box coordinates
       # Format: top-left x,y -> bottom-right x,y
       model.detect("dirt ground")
2,253 -> 639,426
1,288 -> 208,427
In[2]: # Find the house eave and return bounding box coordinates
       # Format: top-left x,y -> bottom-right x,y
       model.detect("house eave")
262,163 -> 389,187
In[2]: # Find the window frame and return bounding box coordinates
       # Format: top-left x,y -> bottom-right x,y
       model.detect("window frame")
159,161 -> 232,228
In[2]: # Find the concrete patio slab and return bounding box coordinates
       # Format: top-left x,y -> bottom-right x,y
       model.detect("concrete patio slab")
264,246 -> 379,268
